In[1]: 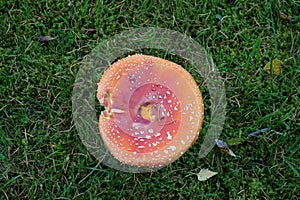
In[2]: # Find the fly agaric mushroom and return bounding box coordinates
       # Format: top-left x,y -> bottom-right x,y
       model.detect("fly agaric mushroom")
97,54 -> 204,167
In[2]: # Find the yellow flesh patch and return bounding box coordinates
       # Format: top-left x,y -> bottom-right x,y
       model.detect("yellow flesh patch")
140,104 -> 155,121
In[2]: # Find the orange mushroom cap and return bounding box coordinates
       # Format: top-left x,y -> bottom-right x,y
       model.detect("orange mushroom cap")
97,54 -> 204,167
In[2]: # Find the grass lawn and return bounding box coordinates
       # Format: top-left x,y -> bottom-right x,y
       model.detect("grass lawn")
1,0 -> 299,199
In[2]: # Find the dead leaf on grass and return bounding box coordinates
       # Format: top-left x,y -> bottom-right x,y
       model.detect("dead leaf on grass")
215,139 -> 238,157
196,169 -> 218,181
263,59 -> 283,76
35,36 -> 57,42
225,138 -> 245,146
247,128 -> 270,137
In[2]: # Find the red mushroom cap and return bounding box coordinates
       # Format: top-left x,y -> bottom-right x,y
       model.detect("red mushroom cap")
97,54 -> 204,167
